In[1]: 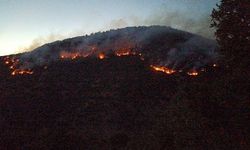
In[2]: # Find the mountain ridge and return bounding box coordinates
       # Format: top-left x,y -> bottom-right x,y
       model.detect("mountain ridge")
14,26 -> 217,71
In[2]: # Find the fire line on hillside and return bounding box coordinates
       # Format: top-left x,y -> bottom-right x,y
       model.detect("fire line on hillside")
2,49 -> 216,77
1,27 -> 219,77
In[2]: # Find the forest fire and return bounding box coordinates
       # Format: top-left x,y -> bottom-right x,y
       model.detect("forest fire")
3,56 -> 34,76
2,50 -> 206,77
59,48 -> 137,60
150,65 -> 176,75
151,65 -> 201,76
2,41 -> 214,77
2,26 -> 218,78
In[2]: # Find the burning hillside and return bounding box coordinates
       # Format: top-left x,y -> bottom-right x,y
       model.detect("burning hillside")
2,26 -> 218,76
1,50 -> 248,150
3,56 -> 33,76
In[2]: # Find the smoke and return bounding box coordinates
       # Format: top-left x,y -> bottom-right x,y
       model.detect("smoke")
144,12 -> 215,39
20,30 -> 88,53
108,19 -> 129,29
17,26 -> 218,71
105,8 -> 215,39
20,3 -> 215,54
20,34 -> 66,53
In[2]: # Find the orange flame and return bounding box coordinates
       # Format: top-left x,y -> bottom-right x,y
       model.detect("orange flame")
150,65 -> 176,75
5,61 -> 10,65
187,70 -> 198,76
2,46 -> 202,77
60,48 -> 96,60
115,49 -> 136,57
60,52 -> 81,60
11,70 -> 33,76
3,56 -> 33,76
98,53 -> 105,59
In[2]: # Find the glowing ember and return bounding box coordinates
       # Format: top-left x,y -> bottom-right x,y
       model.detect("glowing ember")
11,70 -> 33,76
150,65 -> 176,75
60,51 -> 81,60
115,49 -> 136,57
60,50 -> 95,60
3,56 -> 34,76
116,51 -> 130,56
98,53 -> 105,59
187,70 -> 199,76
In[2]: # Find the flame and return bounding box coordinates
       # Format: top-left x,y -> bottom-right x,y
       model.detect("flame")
98,53 -> 105,59
60,52 -> 81,60
187,70 -> 198,76
3,56 -> 33,76
150,65 -> 176,75
11,70 -> 33,76
59,48 -> 97,60
2,46 -> 203,77
115,49 -> 136,57
5,61 -> 10,65
59,48 -> 137,60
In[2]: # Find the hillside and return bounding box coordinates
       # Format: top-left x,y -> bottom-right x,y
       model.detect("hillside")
17,26 -> 218,71
0,54 -> 249,150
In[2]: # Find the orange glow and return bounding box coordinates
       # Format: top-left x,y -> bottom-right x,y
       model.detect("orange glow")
2,47 -> 201,77
116,51 -> 130,56
60,49 -> 96,60
60,51 -> 81,60
115,49 -> 136,57
150,65 -> 176,75
11,70 -> 33,76
3,56 -> 34,76
187,70 -> 199,76
98,53 -> 105,59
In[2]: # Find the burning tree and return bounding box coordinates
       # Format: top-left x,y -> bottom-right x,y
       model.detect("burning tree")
211,0 -> 250,69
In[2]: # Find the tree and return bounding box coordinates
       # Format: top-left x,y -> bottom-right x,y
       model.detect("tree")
211,0 -> 250,69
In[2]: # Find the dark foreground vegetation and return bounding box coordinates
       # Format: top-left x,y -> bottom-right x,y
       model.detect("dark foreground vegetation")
0,54 -> 249,150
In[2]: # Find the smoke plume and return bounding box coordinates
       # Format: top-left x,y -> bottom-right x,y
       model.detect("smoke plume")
106,12 -> 215,39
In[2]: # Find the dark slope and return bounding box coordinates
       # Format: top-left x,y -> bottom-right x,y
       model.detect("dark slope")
0,55 -> 249,150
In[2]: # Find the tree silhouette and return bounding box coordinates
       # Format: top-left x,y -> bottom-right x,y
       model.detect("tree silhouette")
211,0 -> 250,69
